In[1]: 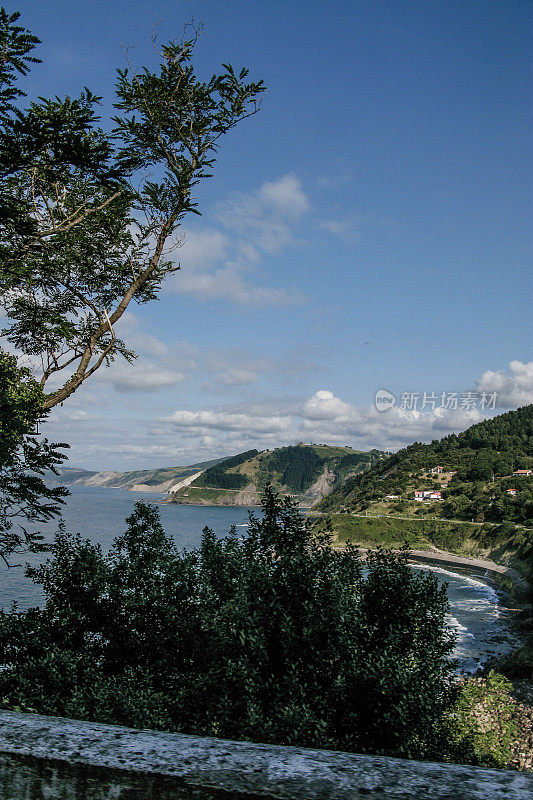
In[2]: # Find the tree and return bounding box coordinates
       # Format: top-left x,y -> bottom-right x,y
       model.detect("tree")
468,461 -> 492,482
0,8 -> 263,562
0,8 -> 40,124
0,351 -> 68,565
0,488 -> 457,759
0,9 -> 264,409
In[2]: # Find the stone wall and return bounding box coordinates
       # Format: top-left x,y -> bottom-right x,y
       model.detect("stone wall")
1,710 -> 532,799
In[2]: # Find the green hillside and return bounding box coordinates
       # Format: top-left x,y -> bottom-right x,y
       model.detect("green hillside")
314,406 -> 533,586
317,405 -> 533,525
169,444 -> 384,506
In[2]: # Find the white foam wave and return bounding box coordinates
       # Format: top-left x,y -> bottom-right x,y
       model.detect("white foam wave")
411,563 -> 500,603
446,613 -> 475,639
449,597 -> 500,614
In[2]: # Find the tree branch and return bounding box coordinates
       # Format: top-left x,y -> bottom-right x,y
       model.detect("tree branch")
42,207 -> 180,408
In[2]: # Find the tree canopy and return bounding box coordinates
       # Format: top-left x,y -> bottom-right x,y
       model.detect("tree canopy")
0,351 -> 68,565
0,8 -> 264,408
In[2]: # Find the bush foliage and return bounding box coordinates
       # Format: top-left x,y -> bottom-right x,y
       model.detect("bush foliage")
0,488 -> 460,759
447,671 -> 518,769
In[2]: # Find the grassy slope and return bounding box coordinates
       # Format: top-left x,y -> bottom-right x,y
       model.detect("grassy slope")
313,513 -> 525,558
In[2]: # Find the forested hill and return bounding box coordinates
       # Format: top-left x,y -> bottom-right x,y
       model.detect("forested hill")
317,405 -> 533,525
168,444 -> 384,506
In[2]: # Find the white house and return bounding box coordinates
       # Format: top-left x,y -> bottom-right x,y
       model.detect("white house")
414,490 -> 442,502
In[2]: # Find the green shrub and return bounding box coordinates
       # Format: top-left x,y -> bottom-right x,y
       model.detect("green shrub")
0,488 -> 457,759
447,671 -> 518,768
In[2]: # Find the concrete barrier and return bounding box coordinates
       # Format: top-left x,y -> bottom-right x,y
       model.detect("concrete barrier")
0,710 -> 532,799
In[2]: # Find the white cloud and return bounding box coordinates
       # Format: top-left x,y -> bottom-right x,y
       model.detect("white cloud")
200,347 -> 321,392
319,218 -> 359,239
216,368 -> 258,387
48,316 -> 321,407
165,409 -> 291,436
258,174 -> 310,216
49,409 -> 91,423
177,263 -> 303,306
95,360 -> 185,393
176,229 -> 230,269
165,174 -> 311,306
475,360 -> 533,408
302,390 -> 354,420
217,173 -> 310,254
298,390 -> 485,449
44,348 -> 532,471
159,386 -> 488,457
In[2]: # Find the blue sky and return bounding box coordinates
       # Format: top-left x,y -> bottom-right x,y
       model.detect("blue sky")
12,0 -> 533,469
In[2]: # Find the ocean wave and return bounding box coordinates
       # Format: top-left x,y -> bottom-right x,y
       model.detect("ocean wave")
411,563 -> 500,603
446,613 -> 475,639
449,596 -> 501,613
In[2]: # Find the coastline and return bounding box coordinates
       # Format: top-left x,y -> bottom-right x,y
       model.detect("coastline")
165,501 -> 531,598
167,498 -> 262,508
331,542 -> 530,599
404,549 -> 530,599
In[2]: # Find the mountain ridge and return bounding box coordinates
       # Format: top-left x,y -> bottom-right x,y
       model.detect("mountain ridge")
54,444 -> 385,507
